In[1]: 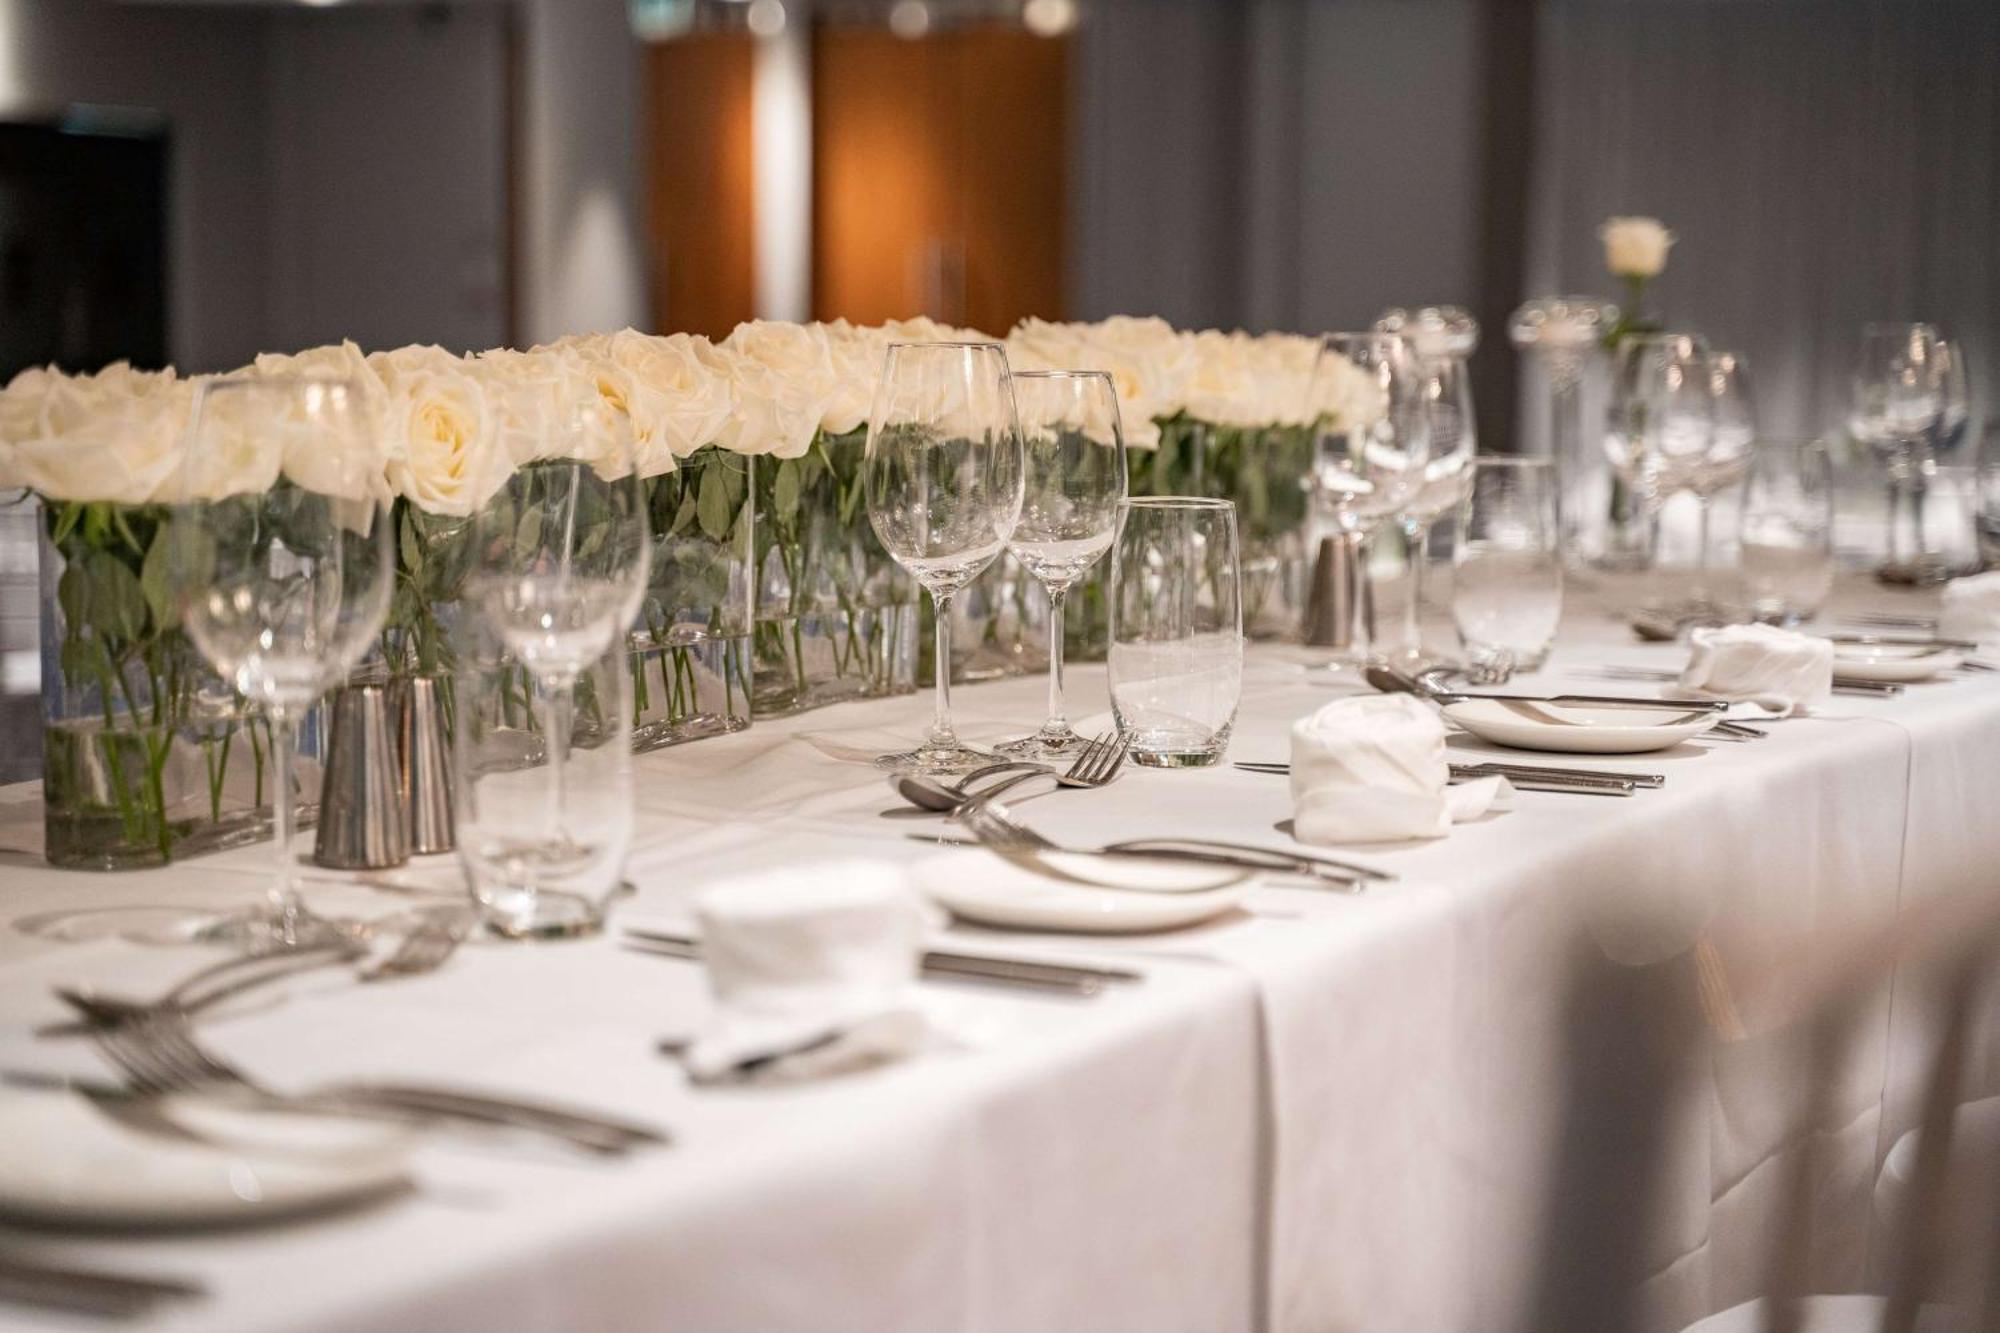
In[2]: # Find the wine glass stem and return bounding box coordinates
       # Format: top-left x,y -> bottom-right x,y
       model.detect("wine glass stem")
1692,494 -> 1712,603
929,590 -> 957,750
1044,584 -> 1069,737
540,673 -> 575,844
267,705 -> 301,937
1403,520 -> 1431,658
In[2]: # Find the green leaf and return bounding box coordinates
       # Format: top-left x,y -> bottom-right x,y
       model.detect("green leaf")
49,502 -> 83,548
139,518 -> 214,630
697,464 -> 731,543
514,505 -> 544,559
398,509 -> 423,573
57,562 -> 90,631
773,458 -> 801,526
85,549 -> 148,643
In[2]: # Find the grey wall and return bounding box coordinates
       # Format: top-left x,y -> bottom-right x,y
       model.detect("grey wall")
0,0 -> 275,371
1070,0 -> 1485,337
265,4 -> 511,357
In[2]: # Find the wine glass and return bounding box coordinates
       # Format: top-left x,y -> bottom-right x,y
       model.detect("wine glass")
1850,322 -> 1948,584
173,376 -> 394,951
1685,350 -> 1756,614
998,370 -> 1127,758
865,341 -> 1025,775
1373,309 -> 1478,669
1451,457 -> 1563,681
1304,332 -> 1429,675
458,397 -> 649,938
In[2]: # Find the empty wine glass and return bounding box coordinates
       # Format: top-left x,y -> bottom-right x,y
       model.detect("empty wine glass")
1687,350 -> 1756,612
458,397 -> 649,938
1304,332 -> 1429,674
1850,322 -> 1949,584
865,341 -> 1025,775
998,371 -> 1127,758
173,376 -> 394,951
1739,438 -> 1835,625
1451,457 -> 1562,681
1373,308 -> 1479,669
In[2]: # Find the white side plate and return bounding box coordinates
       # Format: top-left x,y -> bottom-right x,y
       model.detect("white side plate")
1442,698 -> 1719,754
912,849 -> 1250,934
1831,643 -> 1964,683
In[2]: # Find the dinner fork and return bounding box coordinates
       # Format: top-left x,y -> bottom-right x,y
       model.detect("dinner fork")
952,797 -> 1381,889
0,1252 -> 203,1321
900,731 -> 1129,813
58,995 -> 668,1155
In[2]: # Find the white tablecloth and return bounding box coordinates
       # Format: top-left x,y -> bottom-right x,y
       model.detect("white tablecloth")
0,581 -> 1995,1333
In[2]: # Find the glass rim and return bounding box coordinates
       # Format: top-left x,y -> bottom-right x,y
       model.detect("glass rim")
1117,495 -> 1235,511
1012,368 -> 1115,384
884,339 -> 1006,353
196,373 -> 366,396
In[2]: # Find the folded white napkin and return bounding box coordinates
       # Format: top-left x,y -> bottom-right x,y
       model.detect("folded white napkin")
1679,623 -> 1833,715
683,862 -> 930,1085
1289,694 -> 1511,845
1939,571 -> 2000,651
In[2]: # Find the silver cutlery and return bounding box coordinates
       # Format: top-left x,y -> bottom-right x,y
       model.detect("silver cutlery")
894,732 -> 1128,814
1826,632 -> 1980,652
623,927 -> 1137,997
946,798 -> 1382,889
40,944 -> 365,1040
54,993 -> 668,1155
359,911 -> 470,982
1844,612 -> 1938,631
1233,760 -> 1659,793
1366,664 -> 1729,714
0,1252 -> 203,1321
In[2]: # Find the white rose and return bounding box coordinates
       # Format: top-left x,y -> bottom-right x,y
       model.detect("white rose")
472,347 -> 599,468
0,366 -> 57,453
1182,329 -> 1262,428
3,364 -> 205,504
370,345 -> 511,516
1254,332 -> 1326,428
241,342 -> 398,500
818,319 -> 890,436
1007,318 -> 1160,449
715,322 -> 834,458
601,330 -> 733,466
1304,346 -> 1388,433
1601,216 -> 1674,279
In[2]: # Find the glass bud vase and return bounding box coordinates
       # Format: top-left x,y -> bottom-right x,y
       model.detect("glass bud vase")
631,447 -> 755,748
37,500 -> 316,868
752,431 -> 918,716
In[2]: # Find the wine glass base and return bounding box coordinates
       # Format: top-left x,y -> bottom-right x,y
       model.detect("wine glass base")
198,905 -> 366,954
995,730 -> 1085,760
873,744 -> 1002,777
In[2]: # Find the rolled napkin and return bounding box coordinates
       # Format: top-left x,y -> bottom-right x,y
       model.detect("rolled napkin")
1289,694 -> 1511,845
1678,623 -> 1833,715
683,862 -> 930,1085
1939,571 -> 2000,651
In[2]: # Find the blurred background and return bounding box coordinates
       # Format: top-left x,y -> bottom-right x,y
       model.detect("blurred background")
1,0 -> 1997,774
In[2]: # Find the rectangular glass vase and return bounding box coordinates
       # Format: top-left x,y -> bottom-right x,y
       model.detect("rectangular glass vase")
752,431 -> 918,716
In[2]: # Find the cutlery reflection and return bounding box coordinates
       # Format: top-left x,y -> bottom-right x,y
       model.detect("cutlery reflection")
623,927 -> 1139,996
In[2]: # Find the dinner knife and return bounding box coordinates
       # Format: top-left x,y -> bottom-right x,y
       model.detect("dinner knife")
623,928 -> 1142,994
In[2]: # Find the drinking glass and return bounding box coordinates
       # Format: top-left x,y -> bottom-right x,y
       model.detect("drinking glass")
1304,332 -> 1429,673
173,376 -> 394,951
1686,350 -> 1756,610
865,341 -> 1025,775
1109,497 -> 1242,767
1738,438 -> 1835,625
1976,420 -> 2000,569
1849,322 -> 1948,584
1452,457 -> 1563,680
998,370 -> 1127,758
456,399 -> 649,938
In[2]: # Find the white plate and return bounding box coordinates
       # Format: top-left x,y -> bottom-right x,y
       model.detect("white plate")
1442,698 -> 1719,754
912,849 -> 1251,934
1831,642 -> 1965,683
0,1090 -> 414,1231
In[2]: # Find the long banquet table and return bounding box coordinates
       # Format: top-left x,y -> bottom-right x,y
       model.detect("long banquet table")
1,578 -> 1997,1333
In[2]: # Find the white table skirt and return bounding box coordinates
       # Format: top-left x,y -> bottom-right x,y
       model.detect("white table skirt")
0,579 -> 1994,1333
